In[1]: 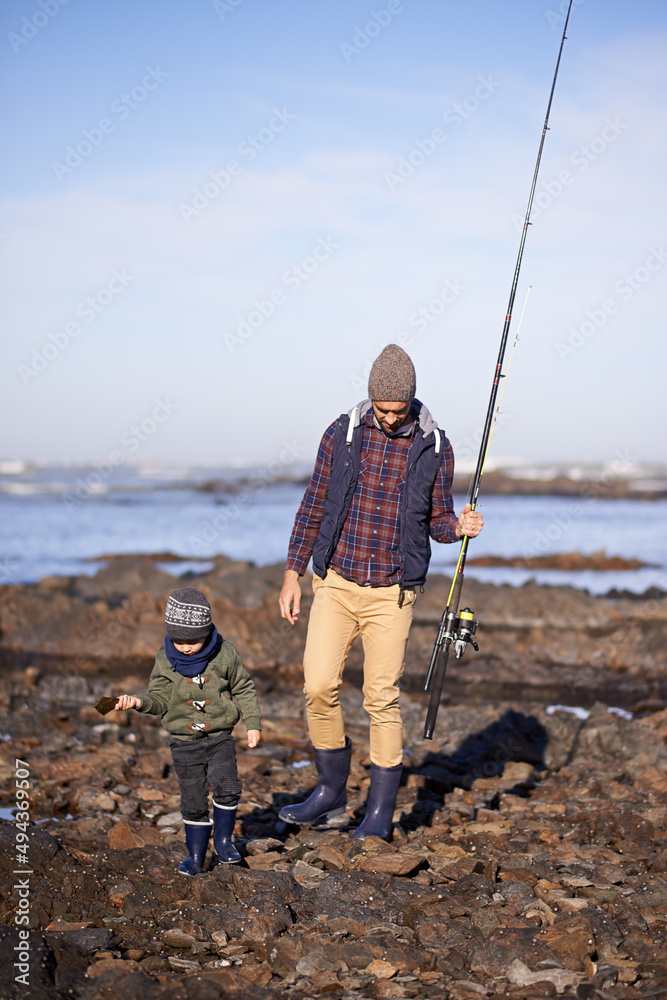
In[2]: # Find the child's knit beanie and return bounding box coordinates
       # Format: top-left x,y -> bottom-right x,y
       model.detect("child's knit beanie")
165,588 -> 212,641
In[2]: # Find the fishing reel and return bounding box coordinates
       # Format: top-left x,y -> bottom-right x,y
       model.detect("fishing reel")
451,607 -> 479,659
423,603 -> 480,738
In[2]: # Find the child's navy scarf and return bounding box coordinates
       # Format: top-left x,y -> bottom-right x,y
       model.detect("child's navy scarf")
165,628 -> 220,677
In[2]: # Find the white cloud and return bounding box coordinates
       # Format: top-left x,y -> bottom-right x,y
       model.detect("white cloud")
2,24 -> 665,462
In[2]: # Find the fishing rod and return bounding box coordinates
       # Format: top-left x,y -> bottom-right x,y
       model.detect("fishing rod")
423,1 -> 574,740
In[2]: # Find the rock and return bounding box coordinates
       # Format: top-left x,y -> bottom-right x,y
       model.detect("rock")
156,811 -> 183,828
49,927 -> 119,953
291,859 -> 327,886
365,958 -> 399,979
125,948 -> 146,961
0,820 -> 60,873
168,955 -> 202,973
94,793 -> 116,812
369,980 -> 411,998
186,965 -> 276,998
468,550 -> 655,571
162,927 -> 198,948
46,919 -> 97,931
358,851 -> 425,877
107,819 -> 164,849
627,877 -> 667,909
237,754 -> 276,776
245,851 -> 285,870
311,844 -> 347,871
296,950 -> 338,976
86,957 -> 143,978
136,787 -> 165,802
241,910 -> 291,947
0,927 -> 90,999
245,837 -> 284,856
447,984 -> 491,1000
540,914 -> 596,967
469,928 -> 561,979
304,969 -> 345,994
506,957 -> 584,992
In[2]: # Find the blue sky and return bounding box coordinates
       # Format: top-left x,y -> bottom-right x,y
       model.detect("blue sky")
2,0 -> 666,467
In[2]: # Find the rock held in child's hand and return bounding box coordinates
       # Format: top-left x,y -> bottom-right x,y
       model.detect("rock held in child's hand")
95,696 -> 119,715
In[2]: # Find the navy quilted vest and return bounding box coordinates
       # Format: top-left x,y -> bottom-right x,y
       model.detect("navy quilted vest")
311,404 -> 444,588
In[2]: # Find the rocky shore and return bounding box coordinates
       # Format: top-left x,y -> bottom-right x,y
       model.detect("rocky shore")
466,552 -> 656,572
0,556 -> 666,999
190,469 -> 667,501
450,471 -> 667,501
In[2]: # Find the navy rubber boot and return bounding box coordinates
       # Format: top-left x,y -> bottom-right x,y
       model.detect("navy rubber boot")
351,763 -> 402,841
178,820 -> 212,875
213,803 -> 242,864
278,738 -> 352,825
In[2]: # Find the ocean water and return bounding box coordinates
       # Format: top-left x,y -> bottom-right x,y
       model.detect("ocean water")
1,464 -> 665,595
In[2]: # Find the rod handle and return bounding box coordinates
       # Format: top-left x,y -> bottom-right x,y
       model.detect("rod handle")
423,639 -> 451,739
424,627 -> 444,692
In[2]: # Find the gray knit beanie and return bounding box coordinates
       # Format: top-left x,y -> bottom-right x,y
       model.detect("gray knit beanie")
165,588 -> 212,641
368,344 -> 416,403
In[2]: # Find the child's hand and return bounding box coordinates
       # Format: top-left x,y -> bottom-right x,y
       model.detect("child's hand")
115,695 -> 141,711
246,729 -> 261,749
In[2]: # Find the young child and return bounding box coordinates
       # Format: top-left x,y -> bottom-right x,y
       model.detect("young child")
115,587 -> 262,875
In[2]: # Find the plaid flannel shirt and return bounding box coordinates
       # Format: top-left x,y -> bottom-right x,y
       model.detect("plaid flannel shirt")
286,408 -> 459,586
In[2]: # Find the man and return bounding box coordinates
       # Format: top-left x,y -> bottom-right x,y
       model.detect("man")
278,344 -> 483,839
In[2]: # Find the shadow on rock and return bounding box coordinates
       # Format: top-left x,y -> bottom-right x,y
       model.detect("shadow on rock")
400,709 -> 548,830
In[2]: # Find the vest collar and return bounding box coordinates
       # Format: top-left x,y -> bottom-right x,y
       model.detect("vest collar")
349,398 -> 442,452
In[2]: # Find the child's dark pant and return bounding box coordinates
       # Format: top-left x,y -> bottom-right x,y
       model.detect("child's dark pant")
169,730 -> 243,821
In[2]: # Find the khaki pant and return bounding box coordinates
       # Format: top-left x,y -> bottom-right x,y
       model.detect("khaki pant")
302,569 -> 415,768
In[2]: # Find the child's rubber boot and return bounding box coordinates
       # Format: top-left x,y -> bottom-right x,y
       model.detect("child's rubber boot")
178,819 -> 212,875
213,802 -> 242,864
